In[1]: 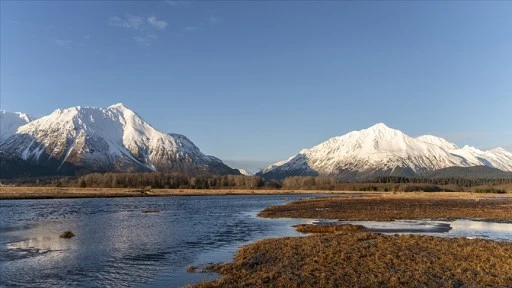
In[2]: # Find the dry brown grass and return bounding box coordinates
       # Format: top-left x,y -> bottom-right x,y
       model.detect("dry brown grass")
259,194 -> 512,221
0,186 -> 356,200
294,224 -> 366,234
190,232 -> 512,288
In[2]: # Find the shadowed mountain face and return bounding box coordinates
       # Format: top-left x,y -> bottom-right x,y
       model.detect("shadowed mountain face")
259,123 -> 512,180
0,104 -> 239,178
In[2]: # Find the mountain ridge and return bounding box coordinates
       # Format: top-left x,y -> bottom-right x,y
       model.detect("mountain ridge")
0,103 -> 239,178
259,123 -> 512,180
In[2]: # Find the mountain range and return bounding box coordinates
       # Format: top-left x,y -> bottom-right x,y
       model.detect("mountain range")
1,105 -> 511,180
0,104 -> 238,178
259,123 -> 512,180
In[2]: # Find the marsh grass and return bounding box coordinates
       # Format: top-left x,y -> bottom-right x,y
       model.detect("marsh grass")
190,232 -> 512,288
259,196 -> 512,221
294,224 -> 365,233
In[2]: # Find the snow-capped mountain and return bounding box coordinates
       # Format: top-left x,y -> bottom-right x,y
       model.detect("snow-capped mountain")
0,110 -> 33,141
259,123 -> 512,180
236,168 -> 254,176
0,104 -> 238,177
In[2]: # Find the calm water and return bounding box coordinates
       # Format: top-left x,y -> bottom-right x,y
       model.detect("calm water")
0,195 -> 319,288
336,219 -> 512,241
2,195 -> 512,288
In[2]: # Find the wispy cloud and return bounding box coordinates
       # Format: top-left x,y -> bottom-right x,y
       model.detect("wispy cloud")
83,34 -> 92,40
12,20 -> 33,27
109,14 -> 145,30
165,0 -> 190,6
208,16 -> 221,24
134,36 -> 151,47
147,16 -> 168,30
54,39 -> 72,48
133,34 -> 159,47
110,15 -> 168,32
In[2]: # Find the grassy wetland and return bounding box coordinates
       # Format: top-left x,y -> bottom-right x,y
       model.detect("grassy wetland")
259,192 -> 512,221
190,192 -> 512,287
191,232 -> 512,288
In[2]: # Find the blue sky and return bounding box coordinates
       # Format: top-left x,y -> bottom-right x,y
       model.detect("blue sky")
1,1 -> 511,171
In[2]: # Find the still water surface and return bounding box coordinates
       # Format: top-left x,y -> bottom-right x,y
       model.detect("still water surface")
1,195 -> 511,287
0,195 -> 318,288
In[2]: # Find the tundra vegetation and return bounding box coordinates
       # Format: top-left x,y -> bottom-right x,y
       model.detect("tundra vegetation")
259,195 -> 512,221
190,194 -> 512,287
190,232 -> 512,288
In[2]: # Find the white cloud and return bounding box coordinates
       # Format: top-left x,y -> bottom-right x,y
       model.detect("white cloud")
209,16 -> 220,24
134,37 -> 151,47
54,39 -> 72,48
109,14 -> 145,30
165,0 -> 189,6
147,16 -> 168,30
147,34 -> 157,39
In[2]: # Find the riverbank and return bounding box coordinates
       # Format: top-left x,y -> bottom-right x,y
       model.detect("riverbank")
0,186 -> 367,200
188,193 -> 512,287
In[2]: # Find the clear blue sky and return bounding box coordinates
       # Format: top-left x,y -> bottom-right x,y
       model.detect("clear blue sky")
1,1 -> 511,171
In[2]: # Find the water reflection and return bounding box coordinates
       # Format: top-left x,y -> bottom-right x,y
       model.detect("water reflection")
0,195 -> 320,288
336,219 -> 512,241
2,195 -> 511,288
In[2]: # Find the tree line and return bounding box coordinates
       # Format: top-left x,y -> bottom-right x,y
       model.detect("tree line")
76,172 -> 270,189
372,176 -> 512,187
281,176 -> 512,192
5,173 -> 511,192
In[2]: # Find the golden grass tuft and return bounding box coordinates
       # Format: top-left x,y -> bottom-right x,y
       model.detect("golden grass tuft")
190,232 -> 512,288
294,224 -> 365,234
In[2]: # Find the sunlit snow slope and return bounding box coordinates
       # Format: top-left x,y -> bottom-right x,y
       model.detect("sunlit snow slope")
260,123 -> 512,180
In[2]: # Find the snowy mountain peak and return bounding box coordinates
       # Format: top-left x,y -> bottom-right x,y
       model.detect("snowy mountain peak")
260,123 -> 512,180
358,123 -> 405,139
0,104 -> 238,177
237,168 -> 254,176
416,135 -> 458,150
492,147 -> 510,153
368,122 -> 392,130
0,110 -> 33,140
108,103 -> 127,110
